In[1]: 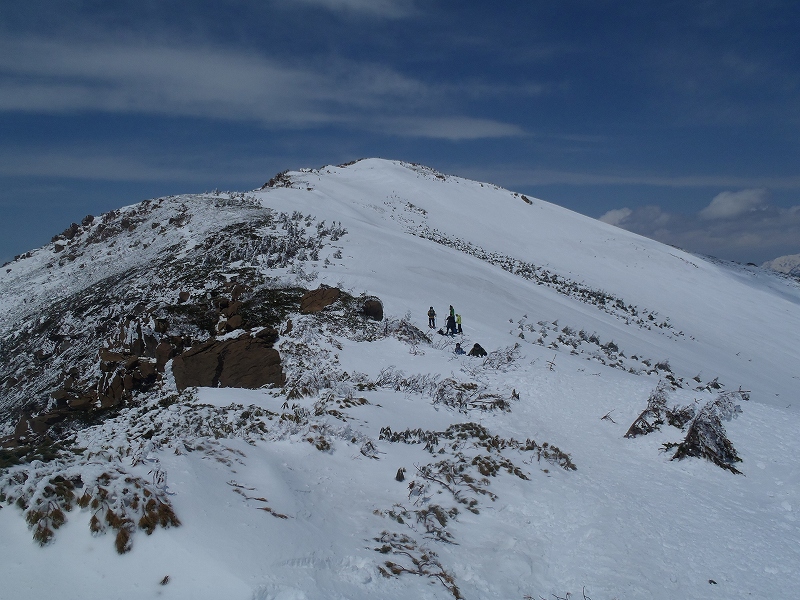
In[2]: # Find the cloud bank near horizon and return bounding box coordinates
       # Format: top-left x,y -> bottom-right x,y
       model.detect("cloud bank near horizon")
600,189 -> 800,263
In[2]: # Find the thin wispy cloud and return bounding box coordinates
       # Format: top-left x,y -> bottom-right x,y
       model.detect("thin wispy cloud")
376,116 -> 526,140
457,166 -> 800,192
0,36 -> 522,140
275,0 -> 417,18
0,149 -> 219,183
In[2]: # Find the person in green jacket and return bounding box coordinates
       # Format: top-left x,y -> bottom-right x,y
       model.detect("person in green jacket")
456,313 -> 462,334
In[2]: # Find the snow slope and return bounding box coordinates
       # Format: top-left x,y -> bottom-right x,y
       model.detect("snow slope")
1,159 -> 798,600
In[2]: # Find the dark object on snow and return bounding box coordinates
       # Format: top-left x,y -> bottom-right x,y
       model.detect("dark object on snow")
437,328 -> 446,336
625,381 -> 669,438
454,343 -> 465,355
300,286 -> 340,314
445,315 -> 456,335
361,297 -> 383,321
172,333 -> 284,391
395,467 -> 406,482
625,381 -> 698,438
428,306 -> 436,328
468,343 -> 487,357
671,392 -> 744,474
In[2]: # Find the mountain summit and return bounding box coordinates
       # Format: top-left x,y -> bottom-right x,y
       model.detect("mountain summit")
1,159 -> 799,599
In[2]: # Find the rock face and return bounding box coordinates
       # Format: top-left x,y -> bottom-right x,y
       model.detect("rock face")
172,331 -> 284,391
300,287 -> 340,314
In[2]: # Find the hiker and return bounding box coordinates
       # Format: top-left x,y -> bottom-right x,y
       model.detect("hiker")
449,305 -> 455,321
428,306 -> 436,328
468,343 -> 487,357
456,313 -> 462,334
454,342 -> 465,355
446,314 -> 456,335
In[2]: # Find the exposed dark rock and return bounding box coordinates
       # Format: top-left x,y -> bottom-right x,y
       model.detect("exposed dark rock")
137,361 -> 156,381
178,291 -> 190,303
141,334 -> 157,358
361,298 -> 384,321
130,339 -> 144,356
222,301 -> 242,318
226,314 -> 244,330
254,326 -> 279,344
98,372 -> 125,408
231,284 -> 249,301
62,223 -> 80,240
172,335 -> 284,392
99,349 -> 125,363
68,395 -> 95,411
300,287 -> 340,314
155,341 -> 174,372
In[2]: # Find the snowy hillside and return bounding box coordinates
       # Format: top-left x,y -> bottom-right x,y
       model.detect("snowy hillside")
1,159 -> 799,600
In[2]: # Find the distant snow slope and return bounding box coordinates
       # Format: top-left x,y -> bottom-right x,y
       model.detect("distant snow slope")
1,159 -> 798,600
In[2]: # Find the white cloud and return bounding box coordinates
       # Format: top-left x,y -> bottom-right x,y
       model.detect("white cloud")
595,197 -> 800,264
699,189 -> 769,220
0,36 -> 524,140
599,207 -> 632,226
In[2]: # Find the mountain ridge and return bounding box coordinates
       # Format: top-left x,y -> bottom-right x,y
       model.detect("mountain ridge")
1,158 -> 799,599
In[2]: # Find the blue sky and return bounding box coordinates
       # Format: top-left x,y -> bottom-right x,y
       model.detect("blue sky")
1,0 -> 798,265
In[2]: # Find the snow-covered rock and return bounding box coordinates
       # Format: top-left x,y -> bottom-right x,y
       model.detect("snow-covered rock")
763,252 -> 800,276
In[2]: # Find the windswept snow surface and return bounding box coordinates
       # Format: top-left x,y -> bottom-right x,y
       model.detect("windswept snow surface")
1,159 -> 799,599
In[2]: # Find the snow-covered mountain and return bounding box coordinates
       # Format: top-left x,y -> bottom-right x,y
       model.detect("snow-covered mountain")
763,253 -> 800,278
1,159 -> 798,600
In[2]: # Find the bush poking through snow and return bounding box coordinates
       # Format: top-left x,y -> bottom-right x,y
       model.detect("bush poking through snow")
671,392 -> 745,474
625,386 -> 746,474
624,381 -> 670,438
1,460 -> 179,552
374,531 -> 463,599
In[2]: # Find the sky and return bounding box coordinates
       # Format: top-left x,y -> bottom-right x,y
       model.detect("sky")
1,0 -> 798,266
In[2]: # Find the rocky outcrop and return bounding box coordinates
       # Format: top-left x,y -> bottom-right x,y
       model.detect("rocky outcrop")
300,287 -> 340,314
172,330 -> 283,391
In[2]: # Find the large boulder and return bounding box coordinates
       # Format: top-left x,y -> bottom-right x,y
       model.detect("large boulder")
361,298 -> 384,321
300,287 -> 340,314
172,335 -> 284,391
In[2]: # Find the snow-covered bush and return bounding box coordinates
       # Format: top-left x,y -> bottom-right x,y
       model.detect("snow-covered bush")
671,391 -> 745,474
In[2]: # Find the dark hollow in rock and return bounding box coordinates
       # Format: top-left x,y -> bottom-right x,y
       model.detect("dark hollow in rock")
300,287 -> 341,314
172,335 -> 284,391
